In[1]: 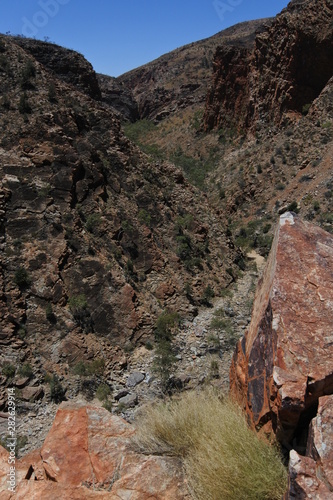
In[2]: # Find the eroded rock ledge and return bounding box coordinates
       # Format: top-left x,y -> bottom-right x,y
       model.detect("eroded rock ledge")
230,212 -> 333,498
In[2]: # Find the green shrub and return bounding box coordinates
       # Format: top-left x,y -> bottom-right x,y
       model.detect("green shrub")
2,363 -> 16,378
48,82 -> 57,103
302,103 -> 311,115
123,119 -> 156,143
0,435 -> 28,457
18,363 -> 33,378
73,358 -> 105,377
45,303 -> 56,323
85,213 -> 101,233
209,359 -> 220,379
14,267 -> 31,288
313,200 -> 320,212
138,208 -> 151,227
287,201 -> 299,213
96,383 -> 111,401
49,374 -> 66,403
73,361 -> 87,376
102,400 -> 113,412
68,294 -> 87,312
201,285 -> 215,306
88,358 -> 105,376
133,389 -> 287,500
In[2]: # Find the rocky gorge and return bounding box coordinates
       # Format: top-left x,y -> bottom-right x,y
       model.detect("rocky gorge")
0,0 -> 332,497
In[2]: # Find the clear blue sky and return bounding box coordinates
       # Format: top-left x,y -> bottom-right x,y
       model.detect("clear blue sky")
0,0 -> 289,77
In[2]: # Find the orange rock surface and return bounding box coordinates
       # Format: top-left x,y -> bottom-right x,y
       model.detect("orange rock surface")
0,402 -> 189,499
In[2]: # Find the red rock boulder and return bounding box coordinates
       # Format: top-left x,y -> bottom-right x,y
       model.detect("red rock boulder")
230,213 -> 333,446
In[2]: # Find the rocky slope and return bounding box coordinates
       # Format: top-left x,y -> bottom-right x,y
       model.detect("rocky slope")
0,33 -> 239,414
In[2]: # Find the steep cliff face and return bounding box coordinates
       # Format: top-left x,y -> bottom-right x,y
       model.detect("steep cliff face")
204,0 -> 333,131
110,19 -> 269,123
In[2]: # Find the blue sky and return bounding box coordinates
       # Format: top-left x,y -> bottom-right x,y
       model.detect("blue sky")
0,1 -> 289,77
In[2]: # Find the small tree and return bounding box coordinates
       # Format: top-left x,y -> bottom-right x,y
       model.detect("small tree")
18,92 -> 31,114
152,340 -> 176,392
155,311 -> 180,342
201,285 -> 215,306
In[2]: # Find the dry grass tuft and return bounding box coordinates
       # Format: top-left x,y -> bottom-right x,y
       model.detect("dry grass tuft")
133,389 -> 287,500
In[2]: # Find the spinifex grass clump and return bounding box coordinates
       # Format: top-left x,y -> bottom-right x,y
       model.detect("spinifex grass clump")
133,389 -> 287,500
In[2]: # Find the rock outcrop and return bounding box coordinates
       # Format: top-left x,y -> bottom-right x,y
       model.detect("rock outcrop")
0,32 -> 236,406
204,0 -> 333,131
0,402 -> 189,499
13,37 -> 102,100
230,213 -> 333,496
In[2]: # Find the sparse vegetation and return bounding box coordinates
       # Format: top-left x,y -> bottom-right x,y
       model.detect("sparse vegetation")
133,389 -> 287,500
138,208 -> 151,227
0,435 -> 28,457
20,60 -> 36,90
73,358 -> 105,377
68,294 -> 92,331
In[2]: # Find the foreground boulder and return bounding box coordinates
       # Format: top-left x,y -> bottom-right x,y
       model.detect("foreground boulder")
230,212 -> 333,496
0,402 -> 189,499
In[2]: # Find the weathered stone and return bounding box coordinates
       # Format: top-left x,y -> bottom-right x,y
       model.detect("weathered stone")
0,402 -> 189,499
230,214 -> 333,446
20,386 -> 44,402
118,393 -> 138,407
15,377 -> 30,389
127,371 -> 145,388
